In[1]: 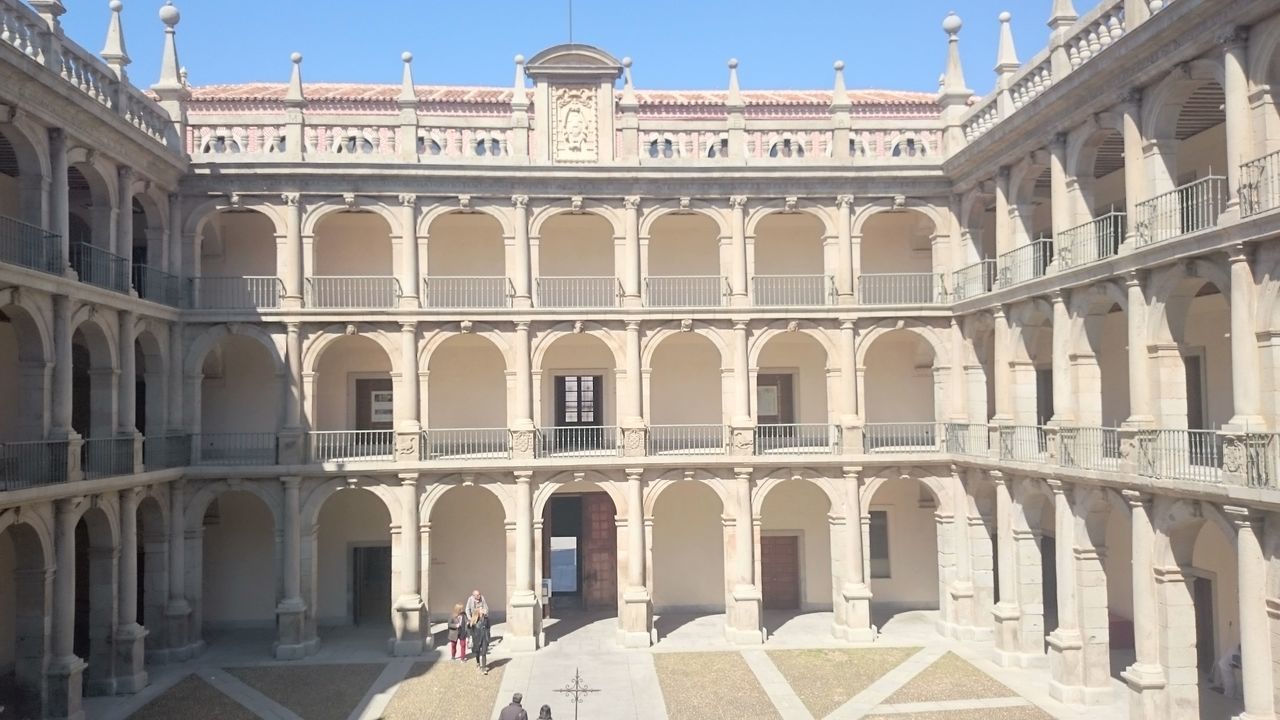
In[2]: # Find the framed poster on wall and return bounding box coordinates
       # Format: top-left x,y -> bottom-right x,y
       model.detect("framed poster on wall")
370,390 -> 394,424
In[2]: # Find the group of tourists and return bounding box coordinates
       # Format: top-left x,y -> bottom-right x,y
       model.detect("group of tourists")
445,591 -> 555,720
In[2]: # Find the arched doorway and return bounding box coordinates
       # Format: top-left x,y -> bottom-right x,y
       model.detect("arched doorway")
74,505 -> 116,696
752,213 -> 828,306
197,491 -> 277,652
537,333 -> 618,456
0,519 -> 49,718
537,482 -> 619,644
651,480 -> 725,642
646,332 -> 725,454
862,329 -> 938,451
859,210 -> 939,304
646,213 -> 724,307
314,489 -> 393,644
537,212 -> 617,308
310,334 -> 395,462
754,332 -> 831,453
427,485 -> 507,626
865,475 -> 941,630
425,334 -> 508,459
424,212 -> 508,308
758,478 -> 833,639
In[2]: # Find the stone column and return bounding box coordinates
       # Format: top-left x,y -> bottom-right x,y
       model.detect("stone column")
992,306 -> 1013,423
1119,92 -> 1146,247
730,320 -> 754,453
620,469 -> 653,647
396,322 -> 421,461
1049,134 -> 1071,238
1123,272 -> 1152,425
621,321 -> 645,454
947,466 -> 978,638
51,294 -> 74,437
512,195 -> 532,308
1222,29 -> 1251,214
507,470 -> 541,650
838,320 -> 861,452
278,322 -> 304,463
838,466 -> 874,641
1227,507 -> 1274,720
727,468 -> 762,645
167,323 -> 183,436
1120,491 -> 1166,718
836,195 -> 855,303
48,498 -> 86,720
511,322 -> 535,457
275,476 -> 309,659
49,128 -> 70,271
730,196 -> 748,306
1047,480 -> 1085,701
114,488 -> 147,692
623,196 -> 641,306
117,166 -> 135,272
165,479 -> 191,657
992,472 -> 1022,662
117,310 -> 137,435
1049,291 -> 1075,424
994,167 -> 1012,257
1227,245 -> 1264,429
392,473 -> 425,655
398,194 -> 420,307
282,194 -> 303,308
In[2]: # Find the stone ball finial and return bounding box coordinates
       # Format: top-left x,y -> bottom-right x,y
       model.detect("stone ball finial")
942,12 -> 962,35
159,1 -> 180,27
402,51 -> 413,63
291,52 -> 302,64
998,11 -> 1011,23
109,1 -> 123,12
728,58 -> 739,69
834,60 -> 845,71
622,57 -> 632,68
514,54 -> 525,65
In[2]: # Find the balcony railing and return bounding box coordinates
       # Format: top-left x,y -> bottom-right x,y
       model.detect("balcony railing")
944,423 -> 989,456
858,273 -> 945,305
646,424 -> 728,455
1136,429 -> 1222,484
422,428 -> 511,460
423,276 -> 513,308
645,276 -> 728,307
863,423 -> 941,453
192,432 -> 278,465
999,425 -> 1050,463
536,426 -> 621,458
82,436 -> 135,480
1244,432 -> 1280,489
1058,426 -> 1120,472
0,440 -> 68,490
1241,149 -> 1280,218
996,239 -> 1053,289
752,275 -> 835,306
1057,212 -> 1124,269
305,276 -> 401,308
0,215 -> 62,274
755,424 -> 838,454
70,242 -> 129,293
188,276 -> 284,310
132,264 -> 183,307
143,433 -> 191,471
952,260 -> 996,301
309,430 -> 395,463
536,277 -> 620,308
1135,176 -> 1227,246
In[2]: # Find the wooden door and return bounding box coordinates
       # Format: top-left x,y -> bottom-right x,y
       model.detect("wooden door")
352,545 -> 392,626
761,535 -> 800,610
582,494 -> 617,610
355,378 -> 394,431
1193,576 -> 1215,673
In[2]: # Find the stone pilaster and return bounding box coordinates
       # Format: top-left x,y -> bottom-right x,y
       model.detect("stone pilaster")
114,488 -> 148,693
506,471 -> 541,651
391,474 -> 426,656
836,467 -> 875,642
274,476 -> 311,660
726,468 -> 763,645
618,469 -> 653,647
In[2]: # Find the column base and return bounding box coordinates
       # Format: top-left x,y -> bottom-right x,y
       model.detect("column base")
992,602 -> 1035,667
1122,663 -> 1167,719
390,594 -> 426,656
274,599 -> 313,660
112,623 -> 149,694
618,587 -> 653,648
505,591 -> 542,652
46,656 -> 88,720
1047,628 -> 1084,698
726,584 -> 763,645
837,583 -> 875,642
164,600 -> 194,661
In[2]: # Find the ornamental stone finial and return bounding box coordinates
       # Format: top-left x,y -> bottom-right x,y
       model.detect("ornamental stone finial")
101,0 -> 131,80
284,51 -> 305,106
995,11 -> 1019,77
399,51 -> 416,105
940,12 -> 972,99
831,59 -> 849,109
621,56 -> 637,106
726,58 -> 743,108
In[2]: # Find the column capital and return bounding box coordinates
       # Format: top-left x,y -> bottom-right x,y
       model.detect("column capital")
840,319 -> 855,331
281,192 -> 300,206
625,468 -> 644,482
988,469 -> 1009,485
1116,87 -> 1142,109
398,193 -> 417,207
1226,242 -> 1250,263
118,164 -> 135,183
397,472 -> 420,487
1222,504 -> 1263,529
280,475 -> 301,488
400,321 -> 417,334
1049,288 -> 1068,306
836,194 -> 855,208
1123,269 -> 1144,288
1121,488 -> 1151,507
623,195 -> 641,210
1045,478 -> 1068,495
625,320 -> 641,332
841,465 -> 862,481
733,319 -> 749,332
1216,26 -> 1248,48
515,320 -> 531,332
512,194 -> 529,209
513,470 -> 534,484
733,467 -> 753,482
729,195 -> 748,210
992,303 -> 1008,320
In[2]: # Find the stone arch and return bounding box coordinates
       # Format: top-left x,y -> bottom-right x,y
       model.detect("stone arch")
185,323 -> 285,378
0,507 -> 52,719
850,201 -> 943,238
1153,497 -> 1236,569
0,294 -> 52,439
420,204 -> 515,240
530,321 -> 625,372
419,324 -> 513,371
69,306 -> 118,372
1145,257 -> 1232,347
751,469 -> 839,516
862,467 -> 949,515
423,479 -> 510,620
638,202 -> 730,239
300,198 -> 403,238
0,116 -> 50,227
0,291 -> 51,365
1066,112 -> 1124,182
183,198 -> 288,246
958,185 -> 996,265
65,147 -> 118,210
743,203 -> 836,239
747,321 -> 835,369
1068,281 -> 1128,355
72,497 -> 119,689
528,203 -> 625,240
1142,58 -> 1227,142
1247,14 -> 1280,95
300,477 -> 401,534
1007,298 -> 1054,365
854,319 -> 948,371
301,324 -> 402,377
0,506 -> 55,568
641,322 -> 730,371
534,470 -> 626,519
185,480 -> 284,533
419,475 -> 513,522
644,470 -> 730,516
1008,154 -> 1051,211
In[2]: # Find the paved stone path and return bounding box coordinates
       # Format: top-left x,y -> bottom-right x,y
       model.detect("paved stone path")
83,611 -> 1147,720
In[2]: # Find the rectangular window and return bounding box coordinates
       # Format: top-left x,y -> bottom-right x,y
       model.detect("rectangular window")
869,510 -> 890,579
555,375 -> 603,427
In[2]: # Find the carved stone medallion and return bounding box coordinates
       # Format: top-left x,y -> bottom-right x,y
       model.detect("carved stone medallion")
553,86 -> 598,163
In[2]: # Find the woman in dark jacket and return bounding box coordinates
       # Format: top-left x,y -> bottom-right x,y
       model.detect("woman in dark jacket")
470,606 -> 492,674
447,602 -> 467,660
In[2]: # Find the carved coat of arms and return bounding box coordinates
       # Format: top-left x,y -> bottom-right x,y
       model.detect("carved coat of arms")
553,86 -> 598,162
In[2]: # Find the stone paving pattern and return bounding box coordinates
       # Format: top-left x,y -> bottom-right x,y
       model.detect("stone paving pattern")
767,647 -> 920,718
379,659 -> 507,720
864,708 -> 1055,720
883,651 -> 1019,703
653,651 -> 781,720
127,674 -> 258,720
224,663 -> 385,720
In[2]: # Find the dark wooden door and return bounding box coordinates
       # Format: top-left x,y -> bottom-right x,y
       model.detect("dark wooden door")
761,535 -> 800,610
756,374 -> 794,425
582,494 -> 617,610
1193,576 -> 1215,673
355,378 -> 393,431
352,545 -> 392,626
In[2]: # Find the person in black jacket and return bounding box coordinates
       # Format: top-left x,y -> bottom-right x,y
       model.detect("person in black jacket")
470,606 -> 492,674
497,693 -> 528,720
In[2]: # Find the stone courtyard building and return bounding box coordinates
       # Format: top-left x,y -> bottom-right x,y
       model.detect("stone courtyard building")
0,0 -> 1279,717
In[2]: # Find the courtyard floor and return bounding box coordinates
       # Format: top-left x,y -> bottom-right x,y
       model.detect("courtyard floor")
82,610 -> 1231,720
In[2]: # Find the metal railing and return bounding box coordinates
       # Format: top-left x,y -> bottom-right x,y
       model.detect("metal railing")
755,424 -> 838,454
309,430 -> 395,462
1135,176 -> 1228,246
422,428 -> 511,460
858,273 -> 945,305
423,276 -> 513,308
132,264 -> 183,307
944,423 -> 989,456
0,440 -> 68,489
82,436 -> 135,480
646,424 -> 728,455
1241,150 -> 1280,217
536,426 -> 621,457
1057,212 -> 1124,269
192,432 -> 278,465
0,214 -> 62,274
645,276 -> 728,307
188,276 -> 283,309
863,422 -> 941,453
999,425 -> 1050,462
143,433 -> 191,470
70,242 -> 129,293
305,276 -> 401,308
996,239 -> 1054,288
752,275 -> 835,306
536,277 -> 620,308
1136,429 -> 1222,484
1058,426 -> 1120,472
952,260 -> 996,300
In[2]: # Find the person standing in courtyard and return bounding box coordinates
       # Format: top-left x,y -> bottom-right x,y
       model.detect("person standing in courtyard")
471,605 -> 492,674
465,588 -> 488,619
447,602 -> 468,660
498,693 -> 529,720
537,704 -> 552,719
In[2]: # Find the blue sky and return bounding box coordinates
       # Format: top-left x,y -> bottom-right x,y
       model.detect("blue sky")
59,0 -> 1104,95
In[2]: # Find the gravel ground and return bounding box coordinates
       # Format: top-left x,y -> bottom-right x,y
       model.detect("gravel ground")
224,663 -> 385,720
864,706 -> 1053,720
654,652 -> 781,720
381,659 -> 506,720
127,674 -> 256,720
883,651 -> 1018,703
767,647 -> 920,719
